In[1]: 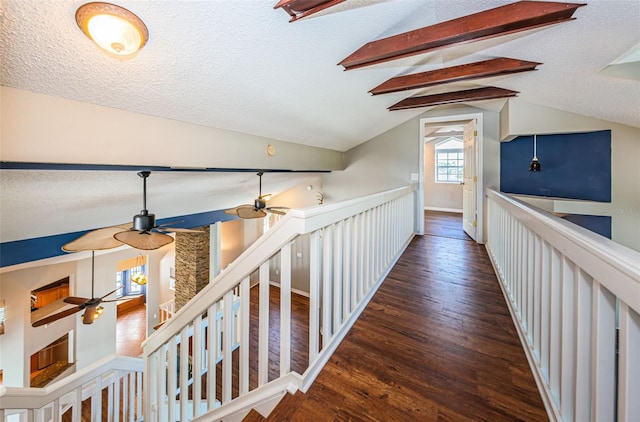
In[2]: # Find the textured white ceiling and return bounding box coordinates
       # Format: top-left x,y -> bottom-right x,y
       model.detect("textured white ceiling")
1,0 -> 639,243
0,170 -> 321,242
2,0 -> 638,152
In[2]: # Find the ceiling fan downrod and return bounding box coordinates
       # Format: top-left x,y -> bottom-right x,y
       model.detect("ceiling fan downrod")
134,171 -> 155,231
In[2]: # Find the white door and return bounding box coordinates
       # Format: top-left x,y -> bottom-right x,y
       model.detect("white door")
462,120 -> 477,241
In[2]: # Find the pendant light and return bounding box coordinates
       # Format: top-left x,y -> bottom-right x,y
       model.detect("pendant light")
529,134 -> 541,172
130,254 -> 148,285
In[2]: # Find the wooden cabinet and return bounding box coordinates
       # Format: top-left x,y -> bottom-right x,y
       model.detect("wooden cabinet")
34,284 -> 69,309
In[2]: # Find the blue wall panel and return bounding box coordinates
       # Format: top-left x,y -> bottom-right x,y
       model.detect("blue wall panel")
561,214 -> 612,239
500,130 -> 611,202
0,209 -> 238,268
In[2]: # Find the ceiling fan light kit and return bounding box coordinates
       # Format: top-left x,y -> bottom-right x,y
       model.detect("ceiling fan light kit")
31,251 -> 118,327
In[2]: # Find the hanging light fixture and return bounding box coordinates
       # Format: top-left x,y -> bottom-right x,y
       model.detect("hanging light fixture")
76,2 -> 149,56
130,254 -> 148,285
529,134 -> 541,172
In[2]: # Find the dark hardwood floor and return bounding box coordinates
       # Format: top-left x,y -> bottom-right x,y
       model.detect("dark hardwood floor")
253,211 -> 547,421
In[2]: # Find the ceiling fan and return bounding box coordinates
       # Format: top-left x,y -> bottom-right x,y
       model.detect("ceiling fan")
63,171 -> 202,252
224,172 -> 289,219
32,252 -> 117,327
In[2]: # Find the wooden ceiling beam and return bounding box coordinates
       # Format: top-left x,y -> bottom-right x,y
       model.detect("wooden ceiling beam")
370,58 -> 541,95
340,1 -> 585,70
388,87 -> 519,110
274,0 -> 346,22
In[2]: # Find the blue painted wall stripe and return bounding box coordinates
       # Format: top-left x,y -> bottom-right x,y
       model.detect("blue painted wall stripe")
0,209 -> 238,268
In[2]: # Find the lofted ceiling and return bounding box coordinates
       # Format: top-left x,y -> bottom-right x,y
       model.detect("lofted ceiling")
1,0 -> 639,249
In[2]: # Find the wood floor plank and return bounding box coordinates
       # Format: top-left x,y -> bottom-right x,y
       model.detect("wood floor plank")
262,211 -> 547,421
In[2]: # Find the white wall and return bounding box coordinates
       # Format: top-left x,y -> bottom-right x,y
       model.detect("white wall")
501,99 -> 640,252
323,105 -> 501,242
0,260 -> 76,386
0,245 -> 172,385
424,140 -> 463,212
0,87 -> 344,171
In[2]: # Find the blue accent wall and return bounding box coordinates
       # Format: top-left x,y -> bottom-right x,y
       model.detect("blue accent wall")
0,209 -> 238,268
561,214 -> 612,239
500,130 -> 611,202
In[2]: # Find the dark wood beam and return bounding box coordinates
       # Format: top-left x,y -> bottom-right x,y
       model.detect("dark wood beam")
388,87 -> 519,110
370,58 -> 541,95
340,1 -> 585,70
274,0 -> 346,22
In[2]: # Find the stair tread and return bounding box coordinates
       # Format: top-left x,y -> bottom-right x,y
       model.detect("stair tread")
263,391 -> 306,421
242,409 -> 266,422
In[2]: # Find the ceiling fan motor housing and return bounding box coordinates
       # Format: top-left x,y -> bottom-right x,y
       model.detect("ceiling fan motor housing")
255,198 -> 266,210
133,209 -> 156,231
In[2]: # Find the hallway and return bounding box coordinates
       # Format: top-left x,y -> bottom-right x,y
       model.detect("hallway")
259,211 -> 547,421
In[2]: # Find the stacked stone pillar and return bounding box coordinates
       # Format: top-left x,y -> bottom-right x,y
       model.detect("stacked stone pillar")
174,226 -> 210,311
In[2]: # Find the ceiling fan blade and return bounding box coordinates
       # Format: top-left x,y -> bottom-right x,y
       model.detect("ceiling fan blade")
267,209 -> 287,216
225,204 -> 253,214
62,225 -> 128,252
237,207 -> 267,219
32,306 -> 83,327
64,296 -> 89,305
114,230 -> 174,250
159,227 -> 204,233
82,305 -> 98,325
100,288 -> 119,300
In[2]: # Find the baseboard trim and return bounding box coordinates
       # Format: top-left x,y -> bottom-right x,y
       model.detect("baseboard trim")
424,206 -> 462,213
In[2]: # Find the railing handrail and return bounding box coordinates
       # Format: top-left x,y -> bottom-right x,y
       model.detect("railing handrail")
143,185 -> 414,355
486,188 -> 640,311
0,354 -> 142,410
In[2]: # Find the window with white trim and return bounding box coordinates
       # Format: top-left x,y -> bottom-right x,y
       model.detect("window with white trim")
435,137 -> 464,183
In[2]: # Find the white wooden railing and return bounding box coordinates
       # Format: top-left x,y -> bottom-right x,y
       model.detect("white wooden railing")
0,355 -> 143,422
143,185 -> 416,421
158,299 -> 175,325
486,188 -> 640,422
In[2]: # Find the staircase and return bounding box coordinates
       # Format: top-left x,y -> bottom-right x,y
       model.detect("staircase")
143,185 -> 416,421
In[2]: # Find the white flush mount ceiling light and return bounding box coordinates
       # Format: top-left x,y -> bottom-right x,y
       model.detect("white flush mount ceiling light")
76,2 -> 148,56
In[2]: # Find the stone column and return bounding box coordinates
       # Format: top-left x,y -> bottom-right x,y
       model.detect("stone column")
174,226 -> 210,311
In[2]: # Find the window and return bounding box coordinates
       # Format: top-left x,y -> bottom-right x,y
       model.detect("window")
115,265 -> 146,298
435,137 -> 464,183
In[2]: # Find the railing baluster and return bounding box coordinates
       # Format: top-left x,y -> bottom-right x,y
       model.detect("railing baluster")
222,290 -> 234,404
343,217 -> 352,316
618,303 -> 640,421
240,277 -> 250,395
560,258 -> 576,420
322,225 -> 333,346
157,346 -> 167,422
193,315 -> 203,417
206,302 -> 218,409
573,270 -> 593,421
309,230 -> 321,363
258,261 -> 270,386
280,242 -> 292,376
179,325 -> 189,421
532,234 -> 541,361
356,213 -> 364,304
591,282 -> 616,421
333,221 -> 343,333
167,336 -> 177,422
350,215 -> 358,312
549,248 -> 562,407
540,240 -> 551,383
